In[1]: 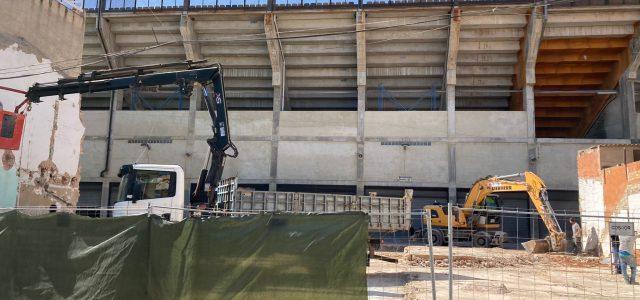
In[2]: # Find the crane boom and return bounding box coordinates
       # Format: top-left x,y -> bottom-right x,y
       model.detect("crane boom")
25,61 -> 237,207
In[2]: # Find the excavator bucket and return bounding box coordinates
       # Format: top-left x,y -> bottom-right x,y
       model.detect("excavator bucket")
522,234 -> 566,254
522,239 -> 550,253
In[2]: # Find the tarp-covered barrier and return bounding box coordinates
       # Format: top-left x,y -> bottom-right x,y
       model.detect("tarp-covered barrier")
0,211 -> 368,299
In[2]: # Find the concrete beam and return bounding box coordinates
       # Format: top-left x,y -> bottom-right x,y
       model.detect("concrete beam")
180,13 -> 202,61
96,16 -> 121,68
445,7 -> 461,203
356,10 -> 366,196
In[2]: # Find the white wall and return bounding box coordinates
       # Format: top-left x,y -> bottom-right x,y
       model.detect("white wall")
0,44 -> 84,207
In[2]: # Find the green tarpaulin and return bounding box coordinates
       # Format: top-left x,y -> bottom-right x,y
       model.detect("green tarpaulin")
0,211 -> 368,299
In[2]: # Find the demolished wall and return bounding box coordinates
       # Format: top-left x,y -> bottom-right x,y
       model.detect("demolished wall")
0,1 -> 85,208
577,145 -> 640,256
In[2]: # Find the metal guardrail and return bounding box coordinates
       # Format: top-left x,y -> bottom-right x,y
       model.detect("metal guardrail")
81,0 -> 639,12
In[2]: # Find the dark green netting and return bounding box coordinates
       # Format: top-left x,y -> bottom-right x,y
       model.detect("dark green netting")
0,211 -> 367,299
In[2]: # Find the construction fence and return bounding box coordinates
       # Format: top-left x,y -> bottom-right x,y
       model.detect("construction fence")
367,206 -> 640,299
3,206 -> 640,298
0,209 -> 368,299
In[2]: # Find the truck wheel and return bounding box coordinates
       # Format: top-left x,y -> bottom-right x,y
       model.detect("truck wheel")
472,232 -> 491,248
426,229 -> 445,246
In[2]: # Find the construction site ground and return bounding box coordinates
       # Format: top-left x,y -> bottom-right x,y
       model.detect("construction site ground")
367,246 -> 640,299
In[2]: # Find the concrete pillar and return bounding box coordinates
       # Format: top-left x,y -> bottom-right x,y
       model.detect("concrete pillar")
185,87 -> 201,183
180,13 -> 202,61
96,87 -> 124,209
622,26 -> 640,140
265,13 -> 285,191
522,6 -> 544,172
100,180 -> 110,217
270,86 -> 282,191
180,12 -> 203,188
445,7 -> 460,203
356,10 -> 366,196
114,89 -> 124,110
619,76 -> 637,140
96,16 -> 121,69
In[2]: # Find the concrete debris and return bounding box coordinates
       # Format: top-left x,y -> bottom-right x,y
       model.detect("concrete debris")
461,282 -> 511,295
402,246 -> 603,269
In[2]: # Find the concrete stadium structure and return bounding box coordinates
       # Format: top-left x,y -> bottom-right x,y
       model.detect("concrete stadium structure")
76,1 -> 640,222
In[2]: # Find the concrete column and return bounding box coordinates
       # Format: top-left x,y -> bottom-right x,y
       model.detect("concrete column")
522,6 -> 544,172
445,7 -> 460,203
622,26 -> 640,140
524,85 -> 538,172
180,12 -> 203,187
270,86 -> 282,191
179,13 -> 202,61
114,89 -> 124,110
619,76 -> 637,140
265,13 -> 285,191
185,87 -> 201,182
96,16 -> 121,69
99,180 -> 110,217
356,10 -> 366,196
98,89 -> 123,207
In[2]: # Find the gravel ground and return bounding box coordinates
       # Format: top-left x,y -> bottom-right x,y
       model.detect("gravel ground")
368,246 -> 640,299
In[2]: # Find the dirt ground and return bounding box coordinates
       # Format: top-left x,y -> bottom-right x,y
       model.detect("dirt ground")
367,246 -> 640,299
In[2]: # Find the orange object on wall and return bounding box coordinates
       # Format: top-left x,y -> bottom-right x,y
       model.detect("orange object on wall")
0,109 -> 25,150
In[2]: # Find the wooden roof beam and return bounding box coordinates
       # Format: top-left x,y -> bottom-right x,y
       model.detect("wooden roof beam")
536,119 -> 580,128
536,51 -> 624,63
536,63 -> 612,75
535,108 -> 584,118
539,37 -> 630,51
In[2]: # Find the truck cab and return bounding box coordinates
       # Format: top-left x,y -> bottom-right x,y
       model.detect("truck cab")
115,164 -> 185,221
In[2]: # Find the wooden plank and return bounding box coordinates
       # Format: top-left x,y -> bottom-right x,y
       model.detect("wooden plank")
536,128 -> 574,138
536,63 -> 612,75
535,108 -> 584,118
535,75 -> 605,86
539,37 -> 629,51
535,99 -> 591,108
535,119 -> 580,128
536,50 -> 624,63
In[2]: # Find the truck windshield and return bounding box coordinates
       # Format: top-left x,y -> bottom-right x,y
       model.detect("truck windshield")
116,170 -> 176,203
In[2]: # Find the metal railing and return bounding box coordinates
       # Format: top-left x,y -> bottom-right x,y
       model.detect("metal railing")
81,0 -> 638,12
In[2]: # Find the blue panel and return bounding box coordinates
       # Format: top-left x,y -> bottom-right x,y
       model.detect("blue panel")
245,0 -> 267,5
218,0 -> 246,6
302,0 -> 332,5
274,0 -> 301,5
189,0 -> 216,5
106,0 -> 126,9
162,0 -> 184,7
82,0 -> 99,9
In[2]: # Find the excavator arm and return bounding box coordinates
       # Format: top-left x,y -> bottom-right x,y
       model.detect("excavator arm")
462,172 -> 566,251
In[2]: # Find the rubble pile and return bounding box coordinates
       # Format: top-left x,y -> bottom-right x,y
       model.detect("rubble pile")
403,251 -> 603,269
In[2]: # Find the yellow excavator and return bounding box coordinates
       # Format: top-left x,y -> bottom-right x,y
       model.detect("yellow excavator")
418,172 -> 566,253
